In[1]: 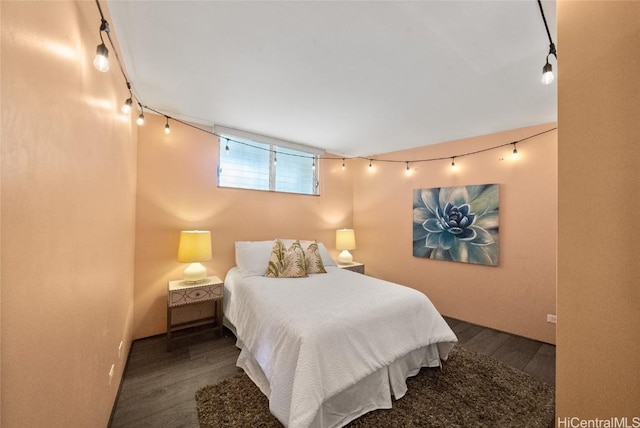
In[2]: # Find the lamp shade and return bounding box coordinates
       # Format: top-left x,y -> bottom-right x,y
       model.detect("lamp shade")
177,230 -> 212,263
336,229 -> 356,251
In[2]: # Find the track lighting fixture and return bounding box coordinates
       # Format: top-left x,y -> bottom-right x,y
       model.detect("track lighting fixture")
451,157 -> 457,170
93,19 -> 110,72
225,139 -> 230,155
405,162 -> 413,176
93,42 -> 109,72
369,160 -> 372,168
541,60 -> 554,85
121,82 -> 134,114
537,0 -> 557,85
512,143 -> 519,159
164,117 -> 170,135
274,155 -> 277,166
121,97 -> 132,114
312,159 -> 316,171
136,103 -> 145,126
342,159 -> 346,170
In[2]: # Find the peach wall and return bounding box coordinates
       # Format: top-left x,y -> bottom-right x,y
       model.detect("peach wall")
352,124 -> 557,344
1,1 -> 136,427
134,114 -> 353,338
557,1 -> 640,420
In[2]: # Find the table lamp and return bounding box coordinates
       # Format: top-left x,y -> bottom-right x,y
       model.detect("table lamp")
177,230 -> 212,282
336,229 -> 356,264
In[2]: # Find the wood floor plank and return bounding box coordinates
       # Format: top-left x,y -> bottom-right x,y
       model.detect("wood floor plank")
463,327 -> 512,356
112,361 -> 240,427
449,320 -> 486,345
490,335 -> 543,371
117,343 -> 239,404
524,343 -> 556,384
113,400 -> 200,428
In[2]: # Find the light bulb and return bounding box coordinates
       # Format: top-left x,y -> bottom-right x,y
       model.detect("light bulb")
342,159 -> 345,170
136,113 -> 144,126
451,158 -> 457,170
225,144 -> 230,155
541,62 -> 554,85
93,43 -> 109,72
512,146 -> 519,159
121,98 -> 132,114
164,123 -> 170,135
312,160 -> 316,171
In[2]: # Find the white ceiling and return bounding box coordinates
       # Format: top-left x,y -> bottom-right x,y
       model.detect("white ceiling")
106,0 -> 557,157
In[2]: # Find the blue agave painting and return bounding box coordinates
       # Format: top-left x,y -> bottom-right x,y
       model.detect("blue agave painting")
413,184 -> 499,266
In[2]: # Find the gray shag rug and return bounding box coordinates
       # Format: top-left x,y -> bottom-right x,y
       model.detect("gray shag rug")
195,346 -> 554,427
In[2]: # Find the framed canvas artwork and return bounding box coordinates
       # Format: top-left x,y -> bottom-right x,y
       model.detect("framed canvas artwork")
413,184 -> 499,266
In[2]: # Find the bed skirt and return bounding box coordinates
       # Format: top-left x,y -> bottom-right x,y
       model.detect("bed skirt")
224,316 -> 451,428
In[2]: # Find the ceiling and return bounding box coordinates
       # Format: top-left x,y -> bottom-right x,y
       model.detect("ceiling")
106,1 -> 557,157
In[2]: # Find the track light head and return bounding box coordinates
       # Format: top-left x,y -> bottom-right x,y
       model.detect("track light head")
93,43 -> 109,72
537,1 -> 557,85
137,113 -> 145,126
121,98 -> 133,114
512,144 -> 519,159
541,61 -> 554,85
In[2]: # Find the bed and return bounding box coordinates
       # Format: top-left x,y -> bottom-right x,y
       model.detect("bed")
223,239 -> 458,428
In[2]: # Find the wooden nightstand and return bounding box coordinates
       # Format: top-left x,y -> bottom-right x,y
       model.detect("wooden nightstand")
338,261 -> 365,274
167,275 -> 223,351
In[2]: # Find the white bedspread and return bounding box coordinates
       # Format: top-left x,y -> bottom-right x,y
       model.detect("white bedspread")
224,266 -> 457,428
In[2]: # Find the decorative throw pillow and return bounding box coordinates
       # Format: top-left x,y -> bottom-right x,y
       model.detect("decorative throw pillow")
300,240 -> 327,274
281,239 -> 336,268
265,240 -> 308,278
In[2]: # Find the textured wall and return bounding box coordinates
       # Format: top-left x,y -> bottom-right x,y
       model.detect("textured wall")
134,113 -> 354,338
1,1 -> 136,426
557,0 -> 640,419
352,124 -> 558,344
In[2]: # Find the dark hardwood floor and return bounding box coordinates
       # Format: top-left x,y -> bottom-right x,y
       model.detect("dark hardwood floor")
109,318 -> 555,428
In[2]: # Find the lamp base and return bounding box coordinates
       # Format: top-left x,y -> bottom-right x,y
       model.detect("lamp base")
338,250 -> 353,264
183,262 -> 208,283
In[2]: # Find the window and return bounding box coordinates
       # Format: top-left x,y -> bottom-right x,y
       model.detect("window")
216,126 -> 323,196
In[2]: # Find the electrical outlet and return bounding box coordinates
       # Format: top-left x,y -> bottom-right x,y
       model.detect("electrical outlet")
547,314 -> 557,324
108,364 -> 115,385
118,341 -> 124,359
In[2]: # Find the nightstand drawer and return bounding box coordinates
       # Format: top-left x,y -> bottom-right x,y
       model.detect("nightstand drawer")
169,282 -> 223,306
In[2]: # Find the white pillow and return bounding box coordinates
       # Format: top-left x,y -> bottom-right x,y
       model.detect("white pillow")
235,240 -> 275,277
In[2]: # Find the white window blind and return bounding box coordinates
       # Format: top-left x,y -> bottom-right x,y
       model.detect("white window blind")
216,126 -> 323,196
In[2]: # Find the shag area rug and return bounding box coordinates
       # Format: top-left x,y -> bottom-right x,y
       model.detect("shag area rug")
195,346 -> 554,427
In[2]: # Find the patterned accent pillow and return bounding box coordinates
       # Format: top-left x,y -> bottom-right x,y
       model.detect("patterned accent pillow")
265,240 -> 308,278
300,240 -> 327,274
